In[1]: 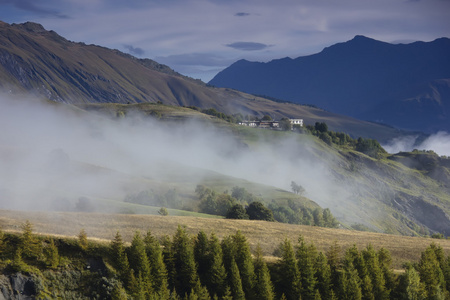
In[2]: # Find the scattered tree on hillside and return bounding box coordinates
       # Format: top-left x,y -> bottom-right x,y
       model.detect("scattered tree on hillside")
291,181 -> 305,195
158,207 -> 169,216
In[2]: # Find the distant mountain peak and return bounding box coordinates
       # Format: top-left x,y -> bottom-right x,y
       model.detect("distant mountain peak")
351,35 -> 372,41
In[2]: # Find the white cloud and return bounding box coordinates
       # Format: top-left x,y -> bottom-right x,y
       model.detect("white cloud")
383,132 -> 450,157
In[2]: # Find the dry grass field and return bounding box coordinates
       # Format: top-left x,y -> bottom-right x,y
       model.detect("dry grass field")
1,209 -> 449,269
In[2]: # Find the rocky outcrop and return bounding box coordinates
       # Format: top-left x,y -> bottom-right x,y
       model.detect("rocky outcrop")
0,273 -> 36,300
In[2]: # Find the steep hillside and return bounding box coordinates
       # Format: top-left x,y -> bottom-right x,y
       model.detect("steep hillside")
0,21 -> 416,142
75,104 -> 450,236
209,36 -> 450,133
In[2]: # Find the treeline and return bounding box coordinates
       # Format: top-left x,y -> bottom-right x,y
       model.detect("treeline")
305,122 -> 387,159
187,106 -> 277,125
186,107 -> 244,124
196,185 -> 339,228
2,222 -> 450,299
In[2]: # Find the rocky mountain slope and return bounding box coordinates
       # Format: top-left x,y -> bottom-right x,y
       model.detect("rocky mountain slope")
0,21 -> 414,142
209,36 -> 450,133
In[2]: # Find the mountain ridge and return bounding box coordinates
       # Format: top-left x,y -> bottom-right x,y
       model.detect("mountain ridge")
0,21 -> 416,142
209,35 -> 450,133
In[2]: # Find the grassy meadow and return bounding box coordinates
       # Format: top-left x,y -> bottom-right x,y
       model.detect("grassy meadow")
1,209 -> 449,270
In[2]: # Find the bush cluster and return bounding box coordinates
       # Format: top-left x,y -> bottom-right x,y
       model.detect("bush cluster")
196,185 -> 338,227
305,122 -> 387,158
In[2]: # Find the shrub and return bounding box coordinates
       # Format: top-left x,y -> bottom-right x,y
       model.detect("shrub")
246,202 -> 274,222
226,204 -> 249,219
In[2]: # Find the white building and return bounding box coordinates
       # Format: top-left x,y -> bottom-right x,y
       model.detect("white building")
289,119 -> 303,127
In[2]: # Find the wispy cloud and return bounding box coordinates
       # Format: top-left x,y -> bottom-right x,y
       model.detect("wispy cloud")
123,44 -> 145,56
235,12 -> 250,17
383,132 -> 450,157
226,41 -> 272,51
1,0 -> 69,18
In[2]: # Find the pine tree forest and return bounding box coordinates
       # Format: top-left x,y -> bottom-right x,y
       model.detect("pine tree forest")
1,222 -> 450,299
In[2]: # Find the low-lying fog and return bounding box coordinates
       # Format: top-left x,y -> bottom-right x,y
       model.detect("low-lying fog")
383,132 -> 450,156
1,94 -> 448,230
0,95 -> 342,216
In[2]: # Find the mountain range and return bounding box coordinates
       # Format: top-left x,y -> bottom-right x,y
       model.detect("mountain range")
209,35 -> 450,133
0,21 -> 421,142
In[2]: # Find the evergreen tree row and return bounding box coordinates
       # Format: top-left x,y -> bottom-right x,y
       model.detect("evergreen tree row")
1,221 -> 450,299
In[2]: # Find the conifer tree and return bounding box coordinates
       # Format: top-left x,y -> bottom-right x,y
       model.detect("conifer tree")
162,235 -> 177,292
45,238 -> 59,269
278,238 -> 301,300
129,231 -> 152,297
326,241 -> 342,294
344,245 -> 372,300
315,252 -> 332,299
144,230 -> 169,296
221,286 -> 233,300
297,236 -> 318,300
444,256 -> 450,295
78,228 -> 89,252
428,243 -> 448,294
229,258 -> 246,300
378,247 -> 395,294
207,233 -> 227,298
193,278 -> 211,300
194,231 -> 210,286
362,244 -> 388,300
10,248 -> 27,272
231,230 -> 255,299
417,245 -> 445,299
128,270 -> 147,300
0,228 -> 4,256
110,231 -> 131,286
314,289 -> 322,300
253,244 -> 274,300
221,235 -> 235,273
361,275 -> 374,300
172,225 -> 198,297
404,266 -> 426,300
111,282 -> 128,300
20,220 -> 41,258
343,261 -> 362,300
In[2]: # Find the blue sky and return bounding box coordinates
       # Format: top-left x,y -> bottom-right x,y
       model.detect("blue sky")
1,0 -> 449,82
